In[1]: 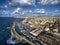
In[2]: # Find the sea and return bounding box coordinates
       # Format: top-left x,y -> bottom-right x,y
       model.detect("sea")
0,17 -> 25,45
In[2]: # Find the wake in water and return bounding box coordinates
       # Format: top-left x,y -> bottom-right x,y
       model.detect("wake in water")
7,30 -> 27,45
7,30 -> 21,45
7,35 -> 21,44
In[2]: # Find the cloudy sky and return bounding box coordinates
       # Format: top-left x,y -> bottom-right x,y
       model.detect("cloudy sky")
0,0 -> 60,15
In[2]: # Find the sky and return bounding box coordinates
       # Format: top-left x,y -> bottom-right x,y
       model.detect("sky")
0,0 -> 60,16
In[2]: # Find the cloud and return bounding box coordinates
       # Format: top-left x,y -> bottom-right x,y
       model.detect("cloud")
22,10 -> 33,14
0,5 -> 8,10
39,0 -> 60,5
10,0 -> 35,7
28,10 -> 32,13
34,9 -> 45,14
12,8 -> 22,14
55,10 -> 60,16
0,10 -> 9,15
55,10 -> 60,12
3,10 -> 9,14
12,8 -> 33,16
55,10 -> 60,14
4,5 -> 8,8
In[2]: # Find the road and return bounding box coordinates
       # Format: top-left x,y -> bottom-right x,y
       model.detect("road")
11,22 -> 35,45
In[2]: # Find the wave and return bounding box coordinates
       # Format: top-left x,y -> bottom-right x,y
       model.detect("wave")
7,34 -> 21,44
